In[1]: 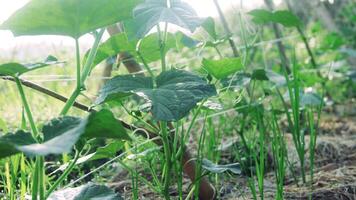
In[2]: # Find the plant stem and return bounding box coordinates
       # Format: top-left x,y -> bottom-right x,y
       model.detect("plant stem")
45,150 -> 80,199
15,78 -> 46,200
75,39 -> 81,87
160,122 -> 171,200
137,50 -> 155,78
213,0 -> 239,57
60,29 -> 105,115
14,77 -> 39,138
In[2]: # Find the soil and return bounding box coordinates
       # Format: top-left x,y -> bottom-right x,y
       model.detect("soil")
109,114 -> 356,200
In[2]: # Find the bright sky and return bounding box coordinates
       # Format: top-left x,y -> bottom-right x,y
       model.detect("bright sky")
0,0 -> 272,52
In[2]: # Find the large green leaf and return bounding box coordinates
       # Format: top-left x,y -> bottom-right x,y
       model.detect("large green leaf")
0,110 -> 129,159
1,0 -> 142,38
131,0 -> 203,38
97,70 -> 216,121
48,183 -> 123,200
249,9 -> 301,28
202,57 -> 244,80
0,56 -> 60,77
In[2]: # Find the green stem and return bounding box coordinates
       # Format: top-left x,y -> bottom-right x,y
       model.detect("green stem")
45,150 -> 80,199
160,122 -> 171,200
60,29 -> 105,115
137,50 -> 155,78
75,39 -> 81,88
38,157 -> 45,200
80,29 -> 105,87
31,159 -> 40,200
14,77 -> 39,138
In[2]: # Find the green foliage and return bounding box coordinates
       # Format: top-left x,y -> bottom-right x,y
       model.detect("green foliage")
248,9 -> 302,27
97,70 -> 216,121
86,33 -> 136,69
88,31 -> 195,69
138,32 -> 177,63
129,0 -> 203,38
0,110 -> 129,159
1,0 -> 142,38
202,57 -> 244,79
0,56 -> 60,77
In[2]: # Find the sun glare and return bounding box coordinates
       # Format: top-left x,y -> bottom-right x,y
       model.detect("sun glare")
0,0 -> 265,50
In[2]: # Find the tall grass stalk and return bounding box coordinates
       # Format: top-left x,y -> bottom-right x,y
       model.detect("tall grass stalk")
270,111 -> 286,200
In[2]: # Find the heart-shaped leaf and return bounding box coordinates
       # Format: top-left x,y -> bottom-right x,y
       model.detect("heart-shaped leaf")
130,0 -> 204,38
0,110 -> 129,159
249,9 -> 301,28
97,70 -> 216,121
0,56 -> 61,77
202,159 -> 241,174
1,0 -> 143,38
48,183 -> 123,200
202,57 -> 244,80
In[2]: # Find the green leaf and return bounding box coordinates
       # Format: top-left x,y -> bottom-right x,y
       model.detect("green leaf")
83,109 -> 130,140
251,69 -> 269,81
131,0 -> 203,38
202,57 -> 244,80
89,31 -> 193,70
85,33 -> 137,69
0,56 -> 61,77
0,131 -> 36,159
202,159 -> 241,174
1,0 -> 142,38
97,70 -> 216,121
58,141 -> 124,170
249,9 -> 301,28
175,32 -> 200,49
18,117 -> 87,156
248,9 -> 274,24
0,118 -> 8,133
202,17 -> 217,40
48,183 -> 123,200
272,10 -> 302,27
138,32 -> 177,63
0,110 -> 129,159
96,75 -> 154,104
